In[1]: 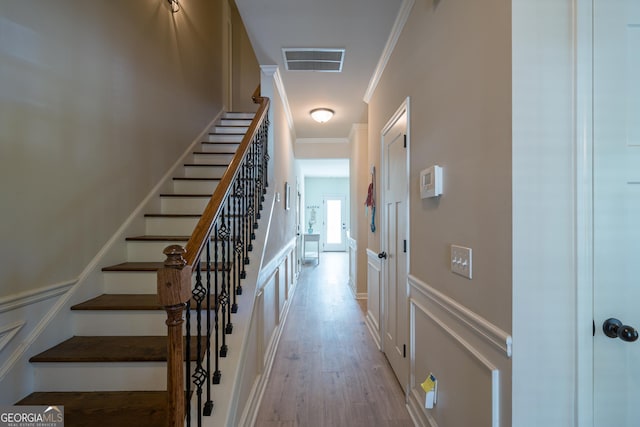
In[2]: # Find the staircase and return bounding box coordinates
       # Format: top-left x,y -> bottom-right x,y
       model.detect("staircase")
15,111 -> 263,427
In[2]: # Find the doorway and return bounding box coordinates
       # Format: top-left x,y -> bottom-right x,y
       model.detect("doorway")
323,194 -> 346,251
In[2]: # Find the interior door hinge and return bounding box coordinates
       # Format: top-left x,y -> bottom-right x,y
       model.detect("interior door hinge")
403,344 -> 406,358
403,239 -> 407,253
403,134 -> 407,148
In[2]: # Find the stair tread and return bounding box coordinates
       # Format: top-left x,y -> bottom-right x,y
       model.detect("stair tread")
183,163 -> 229,166
144,213 -> 202,218
16,391 -> 173,427
71,294 -> 218,311
102,261 -> 230,272
159,193 -> 212,197
30,336 -> 204,362
125,235 -> 237,242
173,177 -> 221,181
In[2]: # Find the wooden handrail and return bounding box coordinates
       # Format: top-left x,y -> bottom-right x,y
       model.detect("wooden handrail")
183,94 -> 269,267
158,88 -> 269,427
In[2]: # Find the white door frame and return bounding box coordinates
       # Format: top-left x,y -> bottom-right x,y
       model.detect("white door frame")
575,0 -> 594,425
379,97 -> 411,391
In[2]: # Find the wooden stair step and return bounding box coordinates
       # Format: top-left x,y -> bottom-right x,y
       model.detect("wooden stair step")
125,235 -> 238,242
16,391 -> 173,427
183,163 -> 229,167
159,193 -> 213,198
29,336 -> 203,363
71,294 -> 218,311
173,177 -> 221,183
102,261 -> 230,272
144,213 -> 201,218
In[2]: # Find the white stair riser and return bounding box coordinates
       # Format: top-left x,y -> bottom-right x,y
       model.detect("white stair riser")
160,197 -> 209,214
145,216 -> 200,235
223,112 -> 254,120
214,126 -> 248,134
103,271 -> 229,294
127,241 -> 186,262
74,311 -> 214,336
184,165 -> 227,178
33,363 -> 167,391
192,153 -> 235,164
206,134 -> 243,143
173,179 -> 219,194
104,272 -> 158,294
219,119 -> 252,126
127,240 -> 244,262
75,311 -> 168,335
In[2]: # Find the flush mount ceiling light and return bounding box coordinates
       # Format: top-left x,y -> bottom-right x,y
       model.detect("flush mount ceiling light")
310,108 -> 334,123
167,0 -> 180,13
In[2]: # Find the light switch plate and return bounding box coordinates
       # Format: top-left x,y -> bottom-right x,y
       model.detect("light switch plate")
451,245 -> 472,279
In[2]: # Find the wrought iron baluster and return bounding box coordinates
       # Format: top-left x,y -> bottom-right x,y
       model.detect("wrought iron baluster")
203,240 -> 213,415
219,208 -> 229,356
192,263 -> 206,426
213,223 -> 222,383
225,198 -> 233,335
185,292 -> 192,427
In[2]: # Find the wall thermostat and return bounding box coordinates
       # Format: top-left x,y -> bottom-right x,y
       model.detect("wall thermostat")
420,165 -> 443,198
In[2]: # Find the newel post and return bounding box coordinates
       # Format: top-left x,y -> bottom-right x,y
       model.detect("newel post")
157,245 -> 192,427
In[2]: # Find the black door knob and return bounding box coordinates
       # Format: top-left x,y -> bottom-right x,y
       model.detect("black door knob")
603,318 -> 639,342
378,251 -> 387,259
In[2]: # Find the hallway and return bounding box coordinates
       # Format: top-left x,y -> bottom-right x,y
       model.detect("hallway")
255,252 -> 413,426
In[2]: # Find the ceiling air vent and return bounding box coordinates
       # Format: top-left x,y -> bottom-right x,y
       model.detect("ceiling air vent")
283,48 -> 345,72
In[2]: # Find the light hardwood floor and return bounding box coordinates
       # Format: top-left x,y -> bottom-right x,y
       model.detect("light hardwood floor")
255,252 -> 414,427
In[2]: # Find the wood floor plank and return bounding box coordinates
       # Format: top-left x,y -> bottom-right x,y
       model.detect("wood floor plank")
255,252 -> 413,427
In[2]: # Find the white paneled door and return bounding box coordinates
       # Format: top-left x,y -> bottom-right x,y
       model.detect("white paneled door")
381,103 -> 409,393
593,1 -> 640,425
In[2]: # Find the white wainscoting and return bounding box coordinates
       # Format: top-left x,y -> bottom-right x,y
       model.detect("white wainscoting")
406,275 -> 511,427
365,249 -> 382,350
0,279 -> 76,403
233,236 -> 299,426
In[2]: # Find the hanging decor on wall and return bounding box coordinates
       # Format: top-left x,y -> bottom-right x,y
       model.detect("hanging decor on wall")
365,166 -> 376,232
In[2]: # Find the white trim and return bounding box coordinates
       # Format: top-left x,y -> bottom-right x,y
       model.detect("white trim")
261,65 -> 295,134
0,279 -> 76,314
363,0 -> 415,103
409,275 -> 512,358
575,0 -> 594,425
238,238 -> 299,427
410,299 -> 501,427
0,321 -> 25,354
365,248 -> 382,350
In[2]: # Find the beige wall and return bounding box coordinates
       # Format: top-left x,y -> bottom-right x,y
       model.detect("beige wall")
367,0 -> 512,424
231,1 -> 260,112
349,124 -> 368,295
261,70 -> 297,265
0,0 -> 225,298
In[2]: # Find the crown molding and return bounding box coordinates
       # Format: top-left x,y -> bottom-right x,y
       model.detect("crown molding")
363,0 -> 415,103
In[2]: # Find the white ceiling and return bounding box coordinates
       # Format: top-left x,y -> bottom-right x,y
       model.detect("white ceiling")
235,0 -> 404,141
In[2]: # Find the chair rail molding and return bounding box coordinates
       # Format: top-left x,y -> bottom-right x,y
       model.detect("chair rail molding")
409,274 -> 512,358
